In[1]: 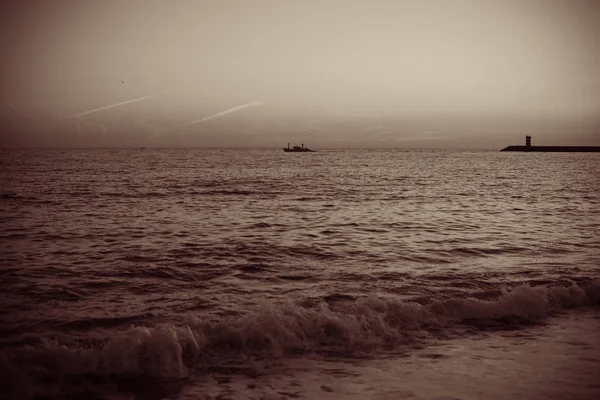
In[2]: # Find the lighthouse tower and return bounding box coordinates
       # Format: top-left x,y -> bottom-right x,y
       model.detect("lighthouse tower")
526,135 -> 532,147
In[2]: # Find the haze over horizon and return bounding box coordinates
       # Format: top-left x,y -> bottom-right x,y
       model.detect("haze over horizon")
1,0 -> 599,148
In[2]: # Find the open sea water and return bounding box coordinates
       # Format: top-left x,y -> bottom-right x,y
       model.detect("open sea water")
1,148 -> 599,400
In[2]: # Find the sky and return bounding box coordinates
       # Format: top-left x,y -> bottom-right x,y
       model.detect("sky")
0,0 -> 599,148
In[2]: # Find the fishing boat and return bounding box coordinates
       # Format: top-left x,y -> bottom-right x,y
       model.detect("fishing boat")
283,143 -> 315,152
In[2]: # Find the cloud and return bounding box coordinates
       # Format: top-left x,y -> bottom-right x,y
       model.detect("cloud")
362,125 -> 383,132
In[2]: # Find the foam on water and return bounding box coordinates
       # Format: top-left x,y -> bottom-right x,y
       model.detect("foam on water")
177,311 -> 600,400
2,280 -> 598,399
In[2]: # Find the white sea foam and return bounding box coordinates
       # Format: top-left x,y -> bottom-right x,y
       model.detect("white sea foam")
2,281 -> 598,395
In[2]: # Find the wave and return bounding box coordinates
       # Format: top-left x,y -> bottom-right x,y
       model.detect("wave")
1,280 -> 598,397
0,191 -> 28,200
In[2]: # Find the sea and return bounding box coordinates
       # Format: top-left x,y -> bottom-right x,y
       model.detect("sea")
0,148 -> 599,400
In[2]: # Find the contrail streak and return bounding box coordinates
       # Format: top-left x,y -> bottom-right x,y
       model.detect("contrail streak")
68,95 -> 156,119
164,101 -> 263,132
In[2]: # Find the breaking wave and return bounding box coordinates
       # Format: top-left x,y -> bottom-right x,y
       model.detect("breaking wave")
2,280 -> 599,399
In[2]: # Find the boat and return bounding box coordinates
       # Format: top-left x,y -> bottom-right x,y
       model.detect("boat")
283,143 -> 315,152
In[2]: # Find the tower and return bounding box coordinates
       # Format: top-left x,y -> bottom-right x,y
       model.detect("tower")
526,135 -> 531,147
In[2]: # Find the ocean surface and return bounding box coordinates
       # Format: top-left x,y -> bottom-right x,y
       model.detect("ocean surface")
1,148 -> 599,400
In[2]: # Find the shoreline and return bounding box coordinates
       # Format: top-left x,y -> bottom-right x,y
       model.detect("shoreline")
178,309 -> 600,400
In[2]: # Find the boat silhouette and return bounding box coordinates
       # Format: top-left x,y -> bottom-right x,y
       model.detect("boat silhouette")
283,143 -> 315,152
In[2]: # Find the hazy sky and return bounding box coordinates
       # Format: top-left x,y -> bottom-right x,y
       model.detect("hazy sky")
1,0 -> 599,148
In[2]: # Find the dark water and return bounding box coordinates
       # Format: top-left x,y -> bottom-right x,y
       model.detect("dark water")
1,148 -> 599,399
